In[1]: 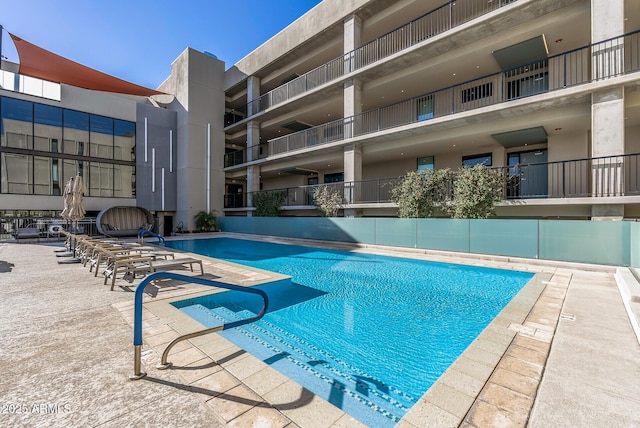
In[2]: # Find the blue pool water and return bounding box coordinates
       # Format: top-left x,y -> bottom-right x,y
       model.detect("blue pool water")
167,238 -> 533,426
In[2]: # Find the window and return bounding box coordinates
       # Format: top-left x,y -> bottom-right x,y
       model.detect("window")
1,96 -> 135,197
461,82 -> 493,103
34,156 -> 52,195
1,153 -> 31,193
417,95 -> 434,121
88,162 -> 114,197
417,156 -> 434,171
462,153 -> 492,167
324,172 -> 344,183
114,119 -> 135,161
90,115 -> 114,159
1,97 -> 33,149
113,164 -> 134,198
63,110 -> 89,155
34,103 -> 62,153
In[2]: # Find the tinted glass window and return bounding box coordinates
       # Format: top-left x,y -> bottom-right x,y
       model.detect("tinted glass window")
64,109 -> 89,131
114,164 -> 134,197
34,104 -> 62,127
417,156 -> 434,171
34,103 -> 62,153
1,97 -> 32,122
90,115 -> 113,158
324,172 -> 344,183
1,97 -> 33,149
63,110 -> 89,155
462,153 -> 492,167
88,162 -> 113,197
114,119 -> 135,161
1,153 -> 32,193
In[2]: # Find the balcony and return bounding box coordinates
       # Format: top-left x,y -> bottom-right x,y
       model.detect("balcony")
224,30 -> 640,168
225,0 -> 521,126
223,153 -> 640,210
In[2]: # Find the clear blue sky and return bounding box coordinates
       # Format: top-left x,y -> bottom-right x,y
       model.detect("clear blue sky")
1,0 -> 322,89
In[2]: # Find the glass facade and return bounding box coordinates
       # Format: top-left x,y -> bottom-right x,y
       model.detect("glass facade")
0,96 -> 135,197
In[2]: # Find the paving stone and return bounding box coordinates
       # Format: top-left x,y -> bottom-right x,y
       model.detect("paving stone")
205,383 -> 266,422
190,369 -> 242,400
227,404 -> 292,428
465,398 -> 527,428
488,367 -> 539,397
477,383 -> 533,422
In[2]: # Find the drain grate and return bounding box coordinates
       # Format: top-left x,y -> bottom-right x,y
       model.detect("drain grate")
560,312 -> 576,321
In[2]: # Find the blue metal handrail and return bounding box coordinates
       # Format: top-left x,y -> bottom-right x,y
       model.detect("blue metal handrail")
130,271 -> 269,380
137,229 -> 166,245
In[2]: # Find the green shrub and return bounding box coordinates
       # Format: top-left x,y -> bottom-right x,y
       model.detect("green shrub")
254,190 -> 287,217
446,164 -> 504,219
391,169 -> 452,218
313,185 -> 343,217
194,211 -> 217,231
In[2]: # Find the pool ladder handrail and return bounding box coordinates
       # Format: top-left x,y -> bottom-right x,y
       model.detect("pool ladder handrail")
137,229 -> 166,245
130,271 -> 269,380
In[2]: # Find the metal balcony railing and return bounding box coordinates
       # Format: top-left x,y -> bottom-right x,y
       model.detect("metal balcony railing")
223,153 -> 640,209
224,30 -> 640,168
0,217 -> 99,241
225,0 -> 520,125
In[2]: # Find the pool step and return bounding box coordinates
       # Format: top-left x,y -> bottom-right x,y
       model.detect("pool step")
184,303 -> 411,426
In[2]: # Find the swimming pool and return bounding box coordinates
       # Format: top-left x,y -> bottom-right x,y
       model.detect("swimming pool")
167,237 -> 533,426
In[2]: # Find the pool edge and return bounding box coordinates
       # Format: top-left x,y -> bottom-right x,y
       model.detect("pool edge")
131,237 -> 572,427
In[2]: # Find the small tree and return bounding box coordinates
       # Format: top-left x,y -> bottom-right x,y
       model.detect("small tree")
392,169 -> 452,218
254,190 -> 287,217
313,185 -> 343,217
194,211 -> 217,231
446,164 -> 504,219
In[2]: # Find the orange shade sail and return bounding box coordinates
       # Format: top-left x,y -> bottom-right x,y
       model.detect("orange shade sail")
9,32 -> 164,97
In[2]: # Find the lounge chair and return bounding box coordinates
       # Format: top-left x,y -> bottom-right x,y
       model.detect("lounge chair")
90,244 -> 174,277
86,243 -> 134,274
104,255 -> 204,290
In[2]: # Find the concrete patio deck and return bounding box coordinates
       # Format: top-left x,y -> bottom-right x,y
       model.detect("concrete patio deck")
0,234 -> 639,427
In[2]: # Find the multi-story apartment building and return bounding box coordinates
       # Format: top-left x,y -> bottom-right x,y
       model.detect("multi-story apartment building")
2,0 -> 640,232
221,0 -> 640,220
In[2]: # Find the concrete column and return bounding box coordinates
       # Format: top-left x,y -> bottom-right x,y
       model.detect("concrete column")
246,165 -> 260,216
591,0 -> 624,42
592,88 -> 625,158
247,76 -> 261,116
592,0 -> 625,80
344,144 -> 362,184
344,79 -> 362,120
344,79 -> 362,140
591,89 -> 625,220
344,143 -> 362,218
590,0 -> 625,220
246,121 -> 260,162
344,14 -> 362,73
246,118 -> 261,216
343,14 -> 363,219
